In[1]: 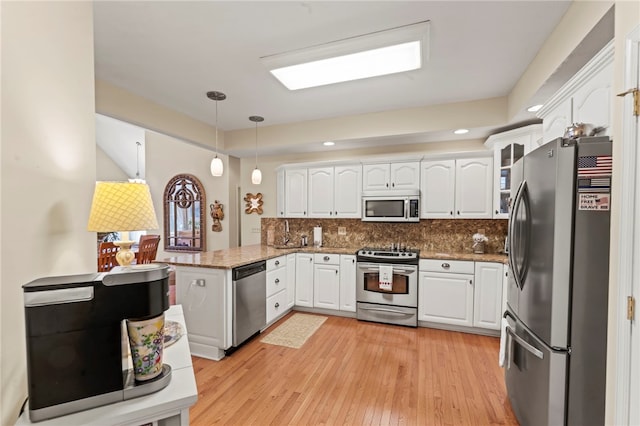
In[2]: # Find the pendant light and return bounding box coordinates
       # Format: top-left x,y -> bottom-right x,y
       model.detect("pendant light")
249,115 -> 264,185
207,91 -> 226,177
128,141 -> 145,183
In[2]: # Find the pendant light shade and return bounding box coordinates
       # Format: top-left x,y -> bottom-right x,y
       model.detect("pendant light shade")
251,168 -> 262,185
249,115 -> 264,185
210,157 -> 224,177
207,91 -> 226,177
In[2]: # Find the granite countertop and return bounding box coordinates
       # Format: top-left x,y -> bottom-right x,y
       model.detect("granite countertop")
158,244 -> 507,269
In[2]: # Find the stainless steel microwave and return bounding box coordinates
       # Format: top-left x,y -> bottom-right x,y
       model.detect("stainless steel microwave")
362,190 -> 420,222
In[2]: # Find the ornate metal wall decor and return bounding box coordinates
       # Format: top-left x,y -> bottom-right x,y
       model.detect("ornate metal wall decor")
163,174 -> 206,251
210,200 -> 224,232
244,193 -> 263,214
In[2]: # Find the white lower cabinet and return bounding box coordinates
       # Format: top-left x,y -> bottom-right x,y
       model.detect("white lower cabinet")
295,253 -> 314,307
313,254 -> 340,310
175,266 -> 230,360
418,259 -> 504,331
266,255 -> 288,325
419,263 -> 474,327
340,255 -> 357,312
286,253 -> 296,308
473,262 -> 503,330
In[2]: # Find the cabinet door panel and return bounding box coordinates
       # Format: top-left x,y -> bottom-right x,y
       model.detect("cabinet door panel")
455,158 -> 493,218
313,264 -> 340,310
419,271 -> 473,327
334,165 -> 362,218
295,254 -> 314,307
340,255 -> 356,312
363,164 -> 390,191
473,262 -> 503,330
308,167 -> 334,218
390,162 -> 420,190
572,61 -> 613,136
285,168 -> 308,217
421,160 -> 455,218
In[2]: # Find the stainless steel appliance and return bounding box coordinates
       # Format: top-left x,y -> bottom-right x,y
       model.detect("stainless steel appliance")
22,264 -> 171,422
356,246 -> 419,327
505,136 -> 612,426
362,189 -> 420,222
232,261 -> 267,347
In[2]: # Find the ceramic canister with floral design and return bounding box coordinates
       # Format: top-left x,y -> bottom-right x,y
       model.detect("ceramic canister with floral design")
126,313 -> 165,381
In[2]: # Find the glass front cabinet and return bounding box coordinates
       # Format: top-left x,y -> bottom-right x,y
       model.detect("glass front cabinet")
484,124 -> 542,219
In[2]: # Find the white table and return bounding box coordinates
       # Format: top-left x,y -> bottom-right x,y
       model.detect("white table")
16,305 -> 198,426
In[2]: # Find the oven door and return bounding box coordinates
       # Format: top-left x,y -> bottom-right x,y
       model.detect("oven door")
356,262 -> 417,307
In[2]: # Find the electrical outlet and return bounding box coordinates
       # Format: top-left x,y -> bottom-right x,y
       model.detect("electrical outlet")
338,226 -> 347,236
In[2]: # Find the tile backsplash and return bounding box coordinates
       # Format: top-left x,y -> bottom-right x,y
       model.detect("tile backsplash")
261,218 -> 508,254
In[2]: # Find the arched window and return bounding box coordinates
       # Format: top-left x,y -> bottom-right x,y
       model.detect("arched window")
164,174 -> 206,251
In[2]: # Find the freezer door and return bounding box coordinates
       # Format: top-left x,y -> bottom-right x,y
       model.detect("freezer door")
504,313 -> 568,426
508,138 -> 575,348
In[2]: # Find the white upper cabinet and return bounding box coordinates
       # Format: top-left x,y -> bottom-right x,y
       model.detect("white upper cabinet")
421,159 -> 456,218
538,41 -> 613,142
308,167 -> 334,218
333,165 -> 362,218
363,161 -> 420,191
455,157 -> 493,219
484,124 -> 542,218
284,168 -> 308,217
276,169 -> 285,218
421,157 -> 492,219
307,164 -> 362,218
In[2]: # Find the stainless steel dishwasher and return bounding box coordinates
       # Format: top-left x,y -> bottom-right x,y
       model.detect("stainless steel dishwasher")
232,260 -> 267,347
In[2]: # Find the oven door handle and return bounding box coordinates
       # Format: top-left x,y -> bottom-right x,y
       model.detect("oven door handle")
358,306 -> 414,316
357,264 -> 416,274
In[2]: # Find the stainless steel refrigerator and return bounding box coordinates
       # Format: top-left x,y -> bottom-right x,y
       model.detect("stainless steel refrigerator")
504,136 -> 612,426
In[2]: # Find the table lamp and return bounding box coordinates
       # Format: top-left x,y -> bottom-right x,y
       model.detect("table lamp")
88,181 -> 159,267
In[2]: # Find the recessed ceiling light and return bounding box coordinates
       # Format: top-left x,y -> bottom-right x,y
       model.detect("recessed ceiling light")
261,21 -> 430,90
323,141 -> 335,146
453,129 -> 469,135
527,104 -> 543,112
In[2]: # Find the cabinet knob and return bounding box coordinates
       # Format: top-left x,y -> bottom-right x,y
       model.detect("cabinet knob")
275,302 -> 280,308
335,269 -> 338,275
275,260 -> 280,266
335,211 -> 338,215
442,263 -> 450,269
352,259 -> 355,263
392,182 -> 395,188
495,209 -> 499,214
469,279 -> 473,285
330,211 -> 333,215
457,210 -> 460,215
386,183 -> 389,188
450,211 -> 453,216
323,256 -> 330,261
275,278 -> 280,284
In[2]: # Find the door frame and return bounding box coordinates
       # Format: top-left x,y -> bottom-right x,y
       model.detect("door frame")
614,23 -> 640,425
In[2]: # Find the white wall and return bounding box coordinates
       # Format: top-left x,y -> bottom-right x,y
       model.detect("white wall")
96,145 -> 129,181
0,2 -> 97,423
145,131 -> 231,261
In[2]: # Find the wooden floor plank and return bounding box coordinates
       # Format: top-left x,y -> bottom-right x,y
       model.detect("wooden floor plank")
189,312 -> 519,425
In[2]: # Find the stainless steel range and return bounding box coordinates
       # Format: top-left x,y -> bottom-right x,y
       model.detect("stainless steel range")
356,246 -> 419,327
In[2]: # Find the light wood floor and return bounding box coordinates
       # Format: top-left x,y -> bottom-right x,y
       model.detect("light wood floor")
190,312 -> 519,425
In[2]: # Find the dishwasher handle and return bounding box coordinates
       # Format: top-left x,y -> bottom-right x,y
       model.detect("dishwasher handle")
233,261 -> 267,281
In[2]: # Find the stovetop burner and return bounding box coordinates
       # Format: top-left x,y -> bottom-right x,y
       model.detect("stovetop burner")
356,246 -> 420,264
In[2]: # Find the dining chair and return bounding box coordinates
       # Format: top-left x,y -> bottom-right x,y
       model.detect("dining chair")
136,234 -> 161,264
97,241 -> 120,272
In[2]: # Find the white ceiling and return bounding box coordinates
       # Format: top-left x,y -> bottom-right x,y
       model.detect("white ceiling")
93,1 -> 612,158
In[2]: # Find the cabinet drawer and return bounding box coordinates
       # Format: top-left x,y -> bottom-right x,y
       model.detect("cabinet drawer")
419,259 -> 474,274
266,268 -> 286,297
314,253 -> 340,265
267,256 -> 286,271
266,290 -> 288,324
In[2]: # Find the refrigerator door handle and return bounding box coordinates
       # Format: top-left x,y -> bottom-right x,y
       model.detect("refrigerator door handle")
508,179 -> 531,290
506,326 -> 544,360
